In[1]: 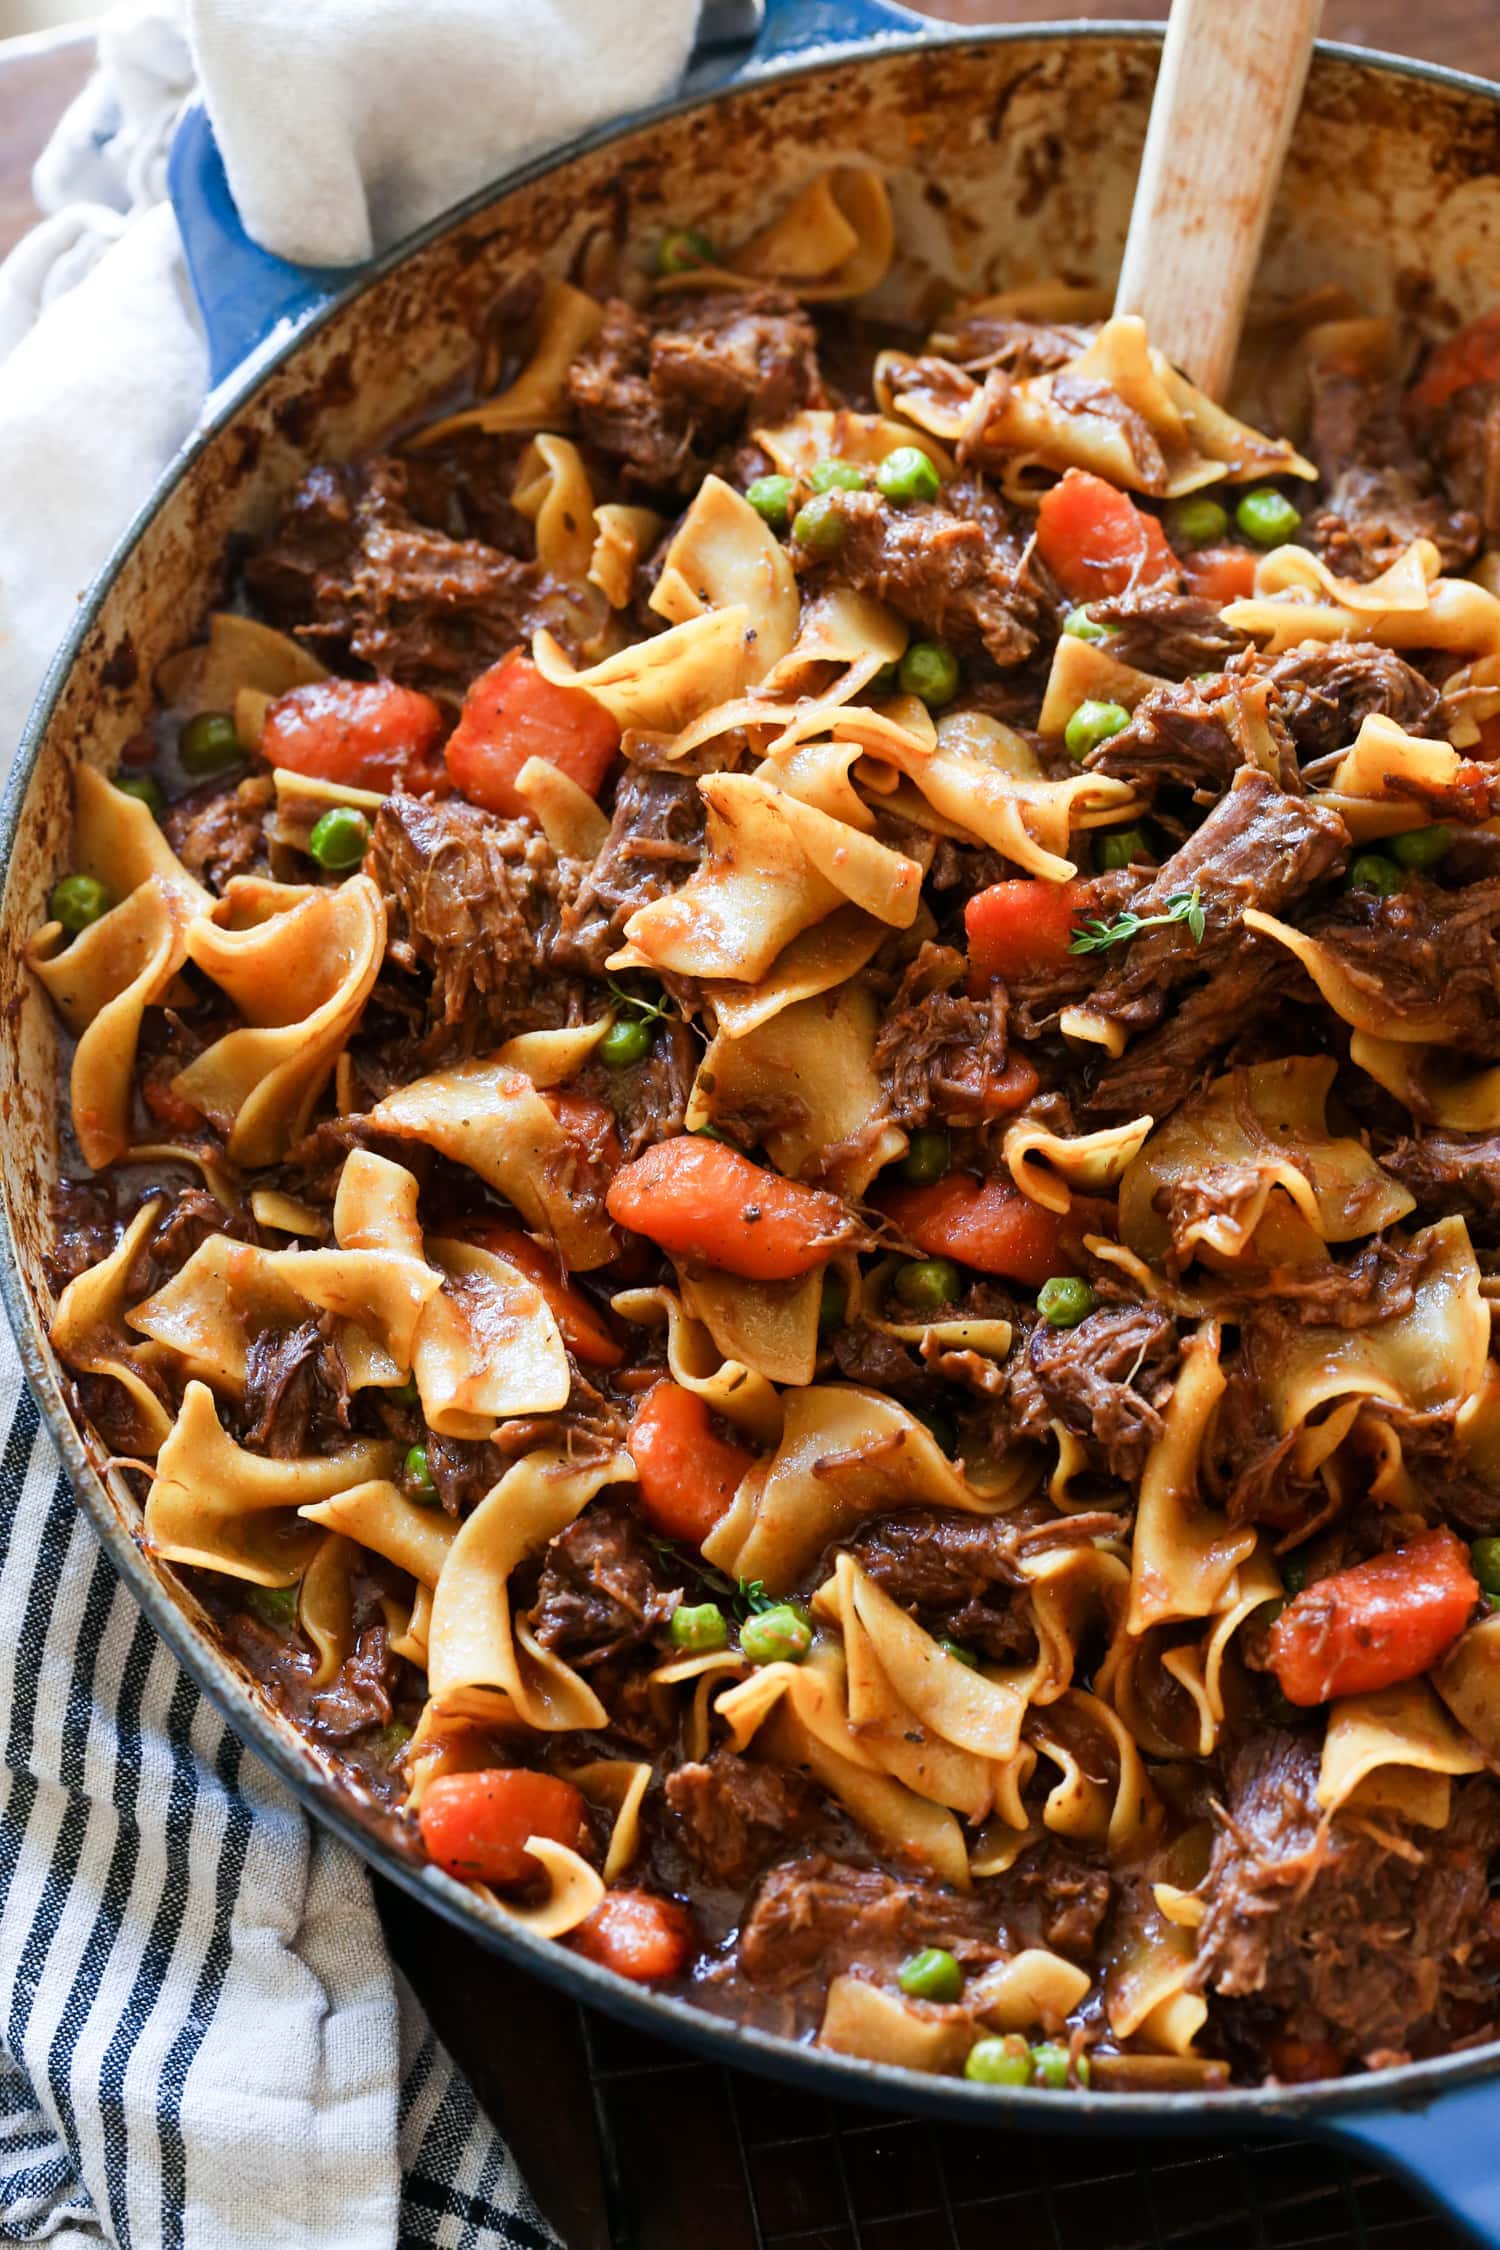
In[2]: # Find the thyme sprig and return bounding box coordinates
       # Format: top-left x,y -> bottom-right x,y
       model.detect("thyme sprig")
648,1536 -> 776,1617
607,975 -> 676,1025
1068,885 -> 1207,956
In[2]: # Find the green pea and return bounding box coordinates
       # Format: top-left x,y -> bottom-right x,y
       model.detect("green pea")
792,494 -> 846,555
939,1639 -> 978,1669
692,1121 -> 730,1142
307,806 -> 370,872
1094,826 -> 1152,872
1064,698 -> 1131,762
114,773 -> 165,819
49,874 -> 110,934
1235,487 -> 1301,548
1166,495 -> 1229,548
599,1016 -> 654,1069
1471,1538 -> 1500,1595
670,1601 -> 729,1653
898,1947 -> 963,2004
1388,823 -> 1452,871
808,458 -> 865,495
178,710 -> 243,776
1037,1275 -> 1097,1329
1031,2041 -> 1086,2089
899,641 -> 961,710
893,1257 -> 962,1314
392,1376 -> 422,1408
818,1269 -> 847,1338
655,227 -> 716,276
965,2034 -> 1031,2086
1488,1591 -> 1500,1615
739,1604 -> 812,1665
1259,1597 -> 1287,1630
899,1128 -> 951,1188
404,1442 -> 437,1501
1281,1554 -> 1307,1595
1347,852 -> 1404,897
746,474 -> 796,532
245,1581 -> 299,1630
371,1719 -> 413,1760
876,446 -> 941,505
1061,606 -> 1113,645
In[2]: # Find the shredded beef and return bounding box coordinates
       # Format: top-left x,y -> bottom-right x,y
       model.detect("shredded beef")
529,1497 -> 676,1666
665,1754 -> 825,1889
1192,1731 -> 1500,2064
311,1622 -> 397,1739
1085,770 -> 1349,1037
796,477 -> 1051,667
1302,358 -> 1479,578
1004,1302 -> 1181,1483
566,289 -> 822,496
1086,677 -> 1296,803
1086,586 -> 1251,680
1383,1131 -> 1500,1233
50,1178 -> 118,1286
1083,944 -> 1288,1121
1300,877 -> 1500,1059
371,792 -> 579,1030
1429,379 -> 1500,544
738,1853 -> 1005,1992
1266,642 -> 1442,763
555,767 -> 705,976
242,1318 -> 350,1456
872,942 -> 1012,1127
838,1509 -> 1039,1663
939,312 -> 1096,377
162,782 -> 268,889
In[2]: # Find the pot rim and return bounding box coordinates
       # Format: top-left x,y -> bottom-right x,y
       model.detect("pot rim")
6,16 -> 1500,2130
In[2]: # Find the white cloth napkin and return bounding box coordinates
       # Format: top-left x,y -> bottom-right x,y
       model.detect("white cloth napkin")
0,1 -> 698,2242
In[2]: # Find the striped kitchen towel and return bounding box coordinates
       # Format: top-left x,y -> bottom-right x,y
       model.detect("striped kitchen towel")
0,1357 -> 559,2250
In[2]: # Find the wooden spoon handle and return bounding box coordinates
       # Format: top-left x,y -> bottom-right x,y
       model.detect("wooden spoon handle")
1114,0 -> 1322,400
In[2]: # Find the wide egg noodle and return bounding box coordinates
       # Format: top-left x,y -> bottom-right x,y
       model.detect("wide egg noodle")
836,1552 -> 1038,1765
645,1647 -> 750,1761
370,1057 -> 615,1270
755,407 -> 954,480
513,756 -> 611,858
1314,713 -> 1487,842
589,502 -> 664,609
1348,1030 -> 1500,1132
174,873 -> 385,1165
299,1530 -> 356,1689
1026,1688 -> 1161,1861
128,1237 -> 309,1393
654,168 -> 894,304
533,606 -> 756,734
513,433 -> 597,582
1246,907 -> 1472,1047
677,1266 -> 824,1390
706,906 -> 886,1041
649,475 -> 800,680
155,611 -> 327,717
1004,1114 -> 1154,1216
560,1758 -> 654,1882
968,1950 -> 1092,2035
30,874 -> 196,1171
1317,1681 -> 1488,1829
409,277 -> 604,445
812,1573 -> 996,1820
145,1379 -> 394,1586
473,1838 -> 606,1941
610,1284 -> 783,1444
49,1198 -> 175,1454
817,1976 -> 974,2073
423,1447 -> 635,1731
1225,538 -> 1500,657
871,708 -> 1135,881
301,1479 -> 458,1588
412,1237 -> 570,1437
687,981 -> 907,1197
1127,1325 -> 1255,1635
1104,1886 -> 1206,2057
1434,1611 -> 1500,1759
1102,1544 -> 1281,1759
702,1383 -> 1035,1594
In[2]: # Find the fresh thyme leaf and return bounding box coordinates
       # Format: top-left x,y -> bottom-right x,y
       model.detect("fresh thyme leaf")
738,1578 -> 776,1615
607,975 -> 674,1025
1068,885 -> 1207,957
647,1535 -> 766,1615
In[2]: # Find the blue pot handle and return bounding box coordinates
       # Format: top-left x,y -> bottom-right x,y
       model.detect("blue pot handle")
1316,2078 -> 1500,2246
168,0 -> 934,389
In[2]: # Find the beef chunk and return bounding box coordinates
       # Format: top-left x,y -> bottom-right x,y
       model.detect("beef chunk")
1301,876 -> 1500,1060
939,312 -> 1096,378
1383,1130 -> 1500,1233
244,462 -> 361,625
556,767 -> 705,976
1005,868 -> 1145,1036
797,477 -> 1051,667
371,792 -> 579,1029
528,1497 -> 676,1666
1087,677 -> 1296,803
243,1319 -> 349,1457
311,1622 -> 396,1739
1303,358 -> 1479,578
665,1753 -> 824,1888
162,781 -> 268,889
1085,770 -> 1349,1037
872,942 -> 1012,1128
1083,943 -> 1288,1121
566,289 -> 822,496
1266,642 -> 1442,763
1086,586 -> 1251,680
1004,1302 -> 1182,1482
1430,379 -> 1500,544
50,1177 -> 118,1287
739,1853 -> 1004,1992
838,1509 -> 1039,1663
1192,1731 -> 1500,2063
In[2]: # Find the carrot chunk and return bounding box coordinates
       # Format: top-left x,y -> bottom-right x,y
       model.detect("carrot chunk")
1035,469 -> 1179,601
1409,307 -> 1500,415
605,1137 -> 854,1281
965,879 -> 1084,986
570,1890 -> 695,1981
445,651 -> 620,817
417,1769 -> 585,1886
876,1173 -> 1067,1287
1179,543 -> 1258,604
262,677 -> 445,792
1268,1528 -> 1479,1706
627,1380 -> 755,1546
463,1221 -> 623,1368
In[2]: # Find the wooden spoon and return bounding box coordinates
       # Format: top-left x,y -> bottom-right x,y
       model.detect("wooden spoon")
1114,0 -> 1323,400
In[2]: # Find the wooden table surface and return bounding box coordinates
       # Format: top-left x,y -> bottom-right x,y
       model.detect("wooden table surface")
3,7 -> 1498,2246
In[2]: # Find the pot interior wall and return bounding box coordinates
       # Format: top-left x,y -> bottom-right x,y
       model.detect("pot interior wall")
2,19 -> 1500,2032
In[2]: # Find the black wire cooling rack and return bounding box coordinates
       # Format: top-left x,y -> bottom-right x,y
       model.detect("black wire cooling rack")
573,2004 -> 1463,2250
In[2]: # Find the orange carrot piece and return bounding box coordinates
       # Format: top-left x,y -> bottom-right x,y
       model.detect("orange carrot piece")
1409,307 -> 1500,415
262,678 -> 445,792
445,652 -> 620,818
876,1172 -> 1067,1287
417,1769 -> 585,1887
463,1221 -> 623,1368
1269,1528 -> 1479,1706
627,1380 -> 755,1546
1179,544 -> 1258,604
605,1137 -> 853,1281
570,1890 -> 695,1981
1035,469 -> 1179,601
965,879 -> 1084,986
